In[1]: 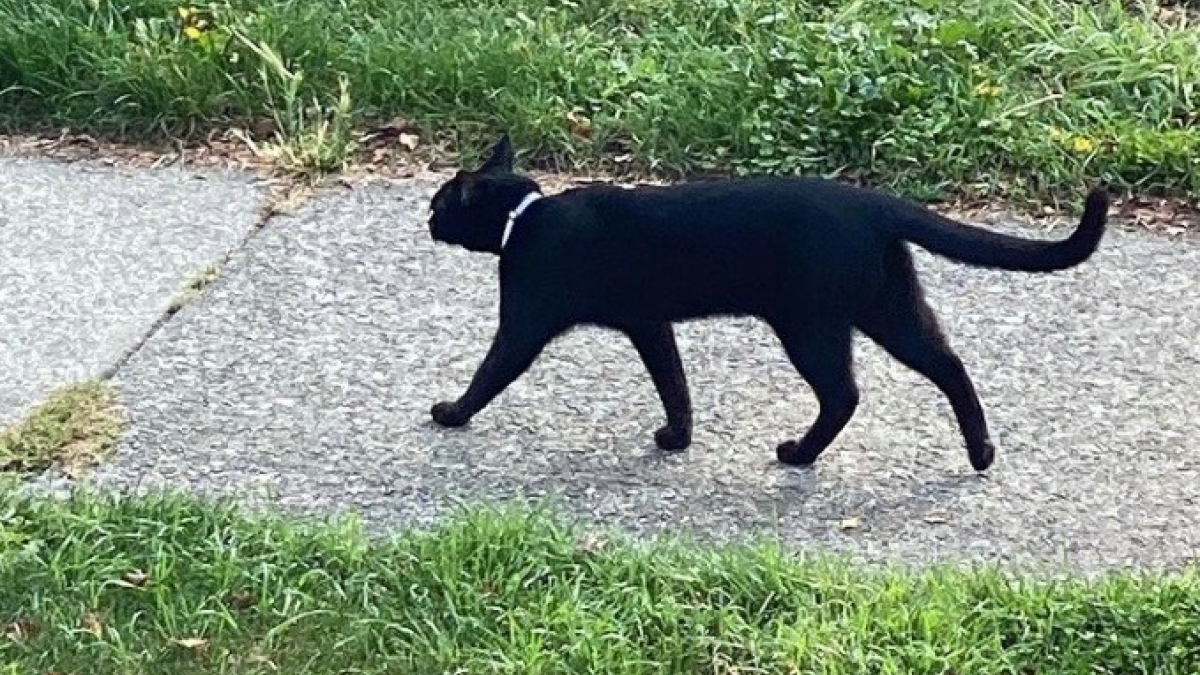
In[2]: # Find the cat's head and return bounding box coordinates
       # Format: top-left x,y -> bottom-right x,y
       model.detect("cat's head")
428,133 -> 527,254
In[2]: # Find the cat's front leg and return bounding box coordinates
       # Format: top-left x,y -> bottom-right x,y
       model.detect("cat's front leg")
626,323 -> 693,451
430,400 -> 472,427
432,320 -> 557,428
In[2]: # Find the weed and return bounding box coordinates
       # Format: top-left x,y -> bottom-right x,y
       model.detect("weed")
0,1 -> 1196,200
168,264 -> 220,312
0,381 -> 126,477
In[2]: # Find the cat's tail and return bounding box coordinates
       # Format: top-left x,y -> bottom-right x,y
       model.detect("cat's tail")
888,187 -> 1109,272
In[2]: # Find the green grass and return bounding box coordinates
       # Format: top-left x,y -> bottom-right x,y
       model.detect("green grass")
2,489 -> 1199,674
0,0 -> 1197,203
0,381 -> 126,477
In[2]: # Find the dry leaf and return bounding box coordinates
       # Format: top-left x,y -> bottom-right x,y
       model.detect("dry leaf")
566,108 -> 593,139
247,650 -> 279,670
251,118 -> 276,139
362,117 -> 417,146
839,516 -> 861,531
82,611 -> 104,637
227,588 -> 256,611
122,569 -> 149,587
398,132 -> 420,151
5,617 -> 40,642
576,532 -> 608,553
171,637 -> 210,650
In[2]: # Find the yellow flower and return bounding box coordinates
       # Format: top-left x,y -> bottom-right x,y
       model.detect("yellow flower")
183,25 -> 203,40
973,82 -> 1003,98
1071,136 -> 1096,153
1047,126 -> 1064,141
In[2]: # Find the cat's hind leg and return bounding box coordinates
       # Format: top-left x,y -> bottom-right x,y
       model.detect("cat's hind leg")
771,320 -> 860,466
857,256 -> 995,471
624,323 -> 693,450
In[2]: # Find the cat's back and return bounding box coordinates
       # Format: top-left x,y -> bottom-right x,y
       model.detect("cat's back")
527,176 -> 890,320
556,175 -> 878,242
544,175 -> 874,274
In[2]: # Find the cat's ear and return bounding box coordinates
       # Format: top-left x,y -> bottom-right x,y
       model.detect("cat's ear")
457,171 -> 477,205
478,132 -> 515,173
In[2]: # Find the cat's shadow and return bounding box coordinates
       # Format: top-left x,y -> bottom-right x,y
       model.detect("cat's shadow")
418,415 -> 990,536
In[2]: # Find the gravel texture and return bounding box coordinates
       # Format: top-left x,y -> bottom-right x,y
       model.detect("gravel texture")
89,178 -> 1199,574
0,156 -> 266,425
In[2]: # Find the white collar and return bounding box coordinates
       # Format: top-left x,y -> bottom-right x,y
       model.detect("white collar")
501,191 -> 543,249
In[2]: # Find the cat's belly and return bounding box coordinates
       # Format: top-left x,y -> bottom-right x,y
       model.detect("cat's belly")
583,280 -> 781,325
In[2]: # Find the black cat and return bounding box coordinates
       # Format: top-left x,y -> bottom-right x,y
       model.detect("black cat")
427,133 -> 1108,472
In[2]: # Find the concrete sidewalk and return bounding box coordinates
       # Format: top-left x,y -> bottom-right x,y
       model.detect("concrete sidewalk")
4,155 -> 1198,574
0,155 -> 267,426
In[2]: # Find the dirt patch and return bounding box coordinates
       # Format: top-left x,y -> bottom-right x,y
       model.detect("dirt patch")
0,382 -> 128,478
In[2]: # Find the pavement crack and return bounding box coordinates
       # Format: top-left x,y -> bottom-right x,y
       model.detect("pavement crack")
98,179 -> 302,382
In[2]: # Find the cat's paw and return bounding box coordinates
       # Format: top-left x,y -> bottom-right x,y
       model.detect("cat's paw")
967,439 -> 996,472
431,401 -> 471,428
654,425 -> 691,451
776,440 -> 821,467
